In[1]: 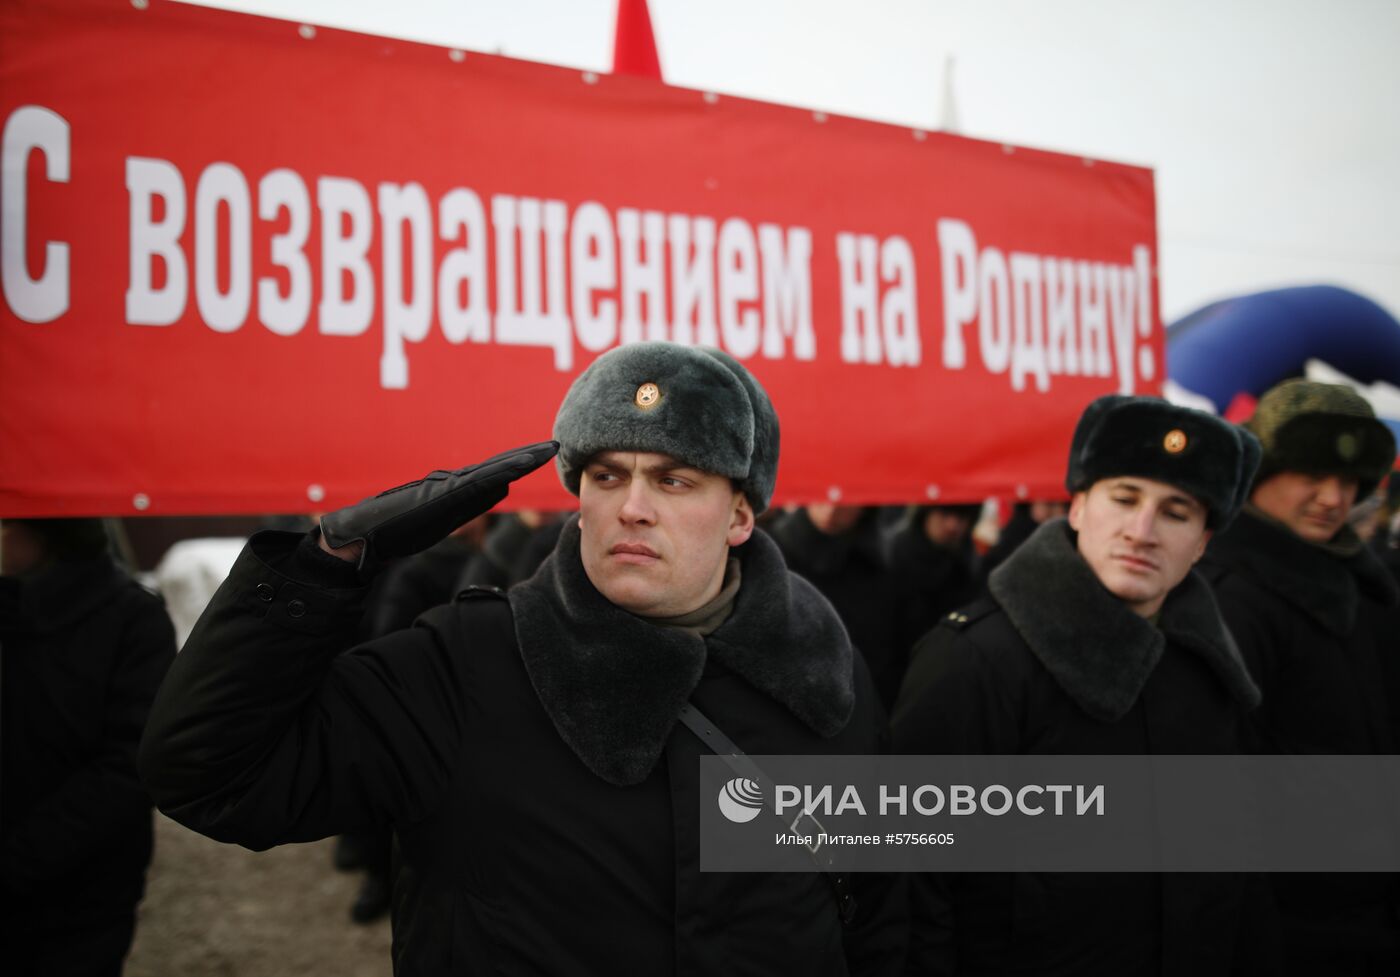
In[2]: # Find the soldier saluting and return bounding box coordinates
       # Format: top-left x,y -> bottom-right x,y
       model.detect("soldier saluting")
139,342 -> 901,975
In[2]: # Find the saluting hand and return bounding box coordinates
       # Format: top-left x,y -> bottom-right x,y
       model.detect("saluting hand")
318,441 -> 559,573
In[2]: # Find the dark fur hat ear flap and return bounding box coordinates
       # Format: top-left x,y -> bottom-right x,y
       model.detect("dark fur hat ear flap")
698,347 -> 780,513
1230,426 -> 1264,518
1065,395 -> 1128,494
1066,395 -> 1255,529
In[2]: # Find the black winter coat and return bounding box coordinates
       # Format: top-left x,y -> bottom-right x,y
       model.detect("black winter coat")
457,516 -> 564,592
1201,509 -> 1400,971
770,509 -> 905,711
1,555 -> 176,970
139,520 -> 904,976
367,535 -> 479,639
892,521 -> 1273,977
887,523 -> 978,661
1369,528 -> 1400,585
974,505 -> 1038,587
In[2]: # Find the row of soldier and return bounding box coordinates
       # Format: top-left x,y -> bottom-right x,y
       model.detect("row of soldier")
3,340 -> 1397,974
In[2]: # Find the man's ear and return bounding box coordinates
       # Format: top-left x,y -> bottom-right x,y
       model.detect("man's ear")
727,493 -> 756,547
1067,490 -> 1088,532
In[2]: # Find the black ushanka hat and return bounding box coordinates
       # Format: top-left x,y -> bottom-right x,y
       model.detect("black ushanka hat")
553,342 -> 781,514
1244,378 -> 1396,500
1066,395 -> 1262,529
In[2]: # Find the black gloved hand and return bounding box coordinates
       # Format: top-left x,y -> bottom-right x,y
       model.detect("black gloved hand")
320,441 -> 559,574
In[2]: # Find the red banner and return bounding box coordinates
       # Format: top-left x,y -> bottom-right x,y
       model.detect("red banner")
0,0 -> 1160,516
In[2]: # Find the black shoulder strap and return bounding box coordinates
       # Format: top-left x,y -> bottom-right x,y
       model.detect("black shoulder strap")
940,594 -> 998,631
892,594 -> 999,726
675,702 -> 858,925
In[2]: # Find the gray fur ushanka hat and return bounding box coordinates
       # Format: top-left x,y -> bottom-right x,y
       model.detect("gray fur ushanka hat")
1066,395 -> 1262,529
553,342 -> 780,513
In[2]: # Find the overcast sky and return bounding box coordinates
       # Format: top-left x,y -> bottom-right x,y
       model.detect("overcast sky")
177,0 -> 1400,324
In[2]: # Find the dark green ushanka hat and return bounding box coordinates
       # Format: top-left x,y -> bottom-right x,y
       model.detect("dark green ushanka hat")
1065,395 -> 1262,529
553,342 -> 781,514
1244,378 -> 1396,500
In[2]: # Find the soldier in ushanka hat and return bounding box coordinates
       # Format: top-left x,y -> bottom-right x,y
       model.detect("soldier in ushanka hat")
893,394 -> 1270,976
140,342 -> 901,975
1201,378 -> 1399,974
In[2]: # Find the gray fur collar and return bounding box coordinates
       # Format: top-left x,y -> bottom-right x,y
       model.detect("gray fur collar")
509,516 -> 855,786
989,520 -> 1261,723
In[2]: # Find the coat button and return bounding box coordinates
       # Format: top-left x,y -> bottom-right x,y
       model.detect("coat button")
256,583 -> 275,601
287,599 -> 307,618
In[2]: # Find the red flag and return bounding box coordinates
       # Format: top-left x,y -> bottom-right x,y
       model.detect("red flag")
612,0 -> 662,79
1224,392 -> 1259,423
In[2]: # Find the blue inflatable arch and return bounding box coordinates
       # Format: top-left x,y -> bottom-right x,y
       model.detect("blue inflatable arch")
1167,285 -> 1400,412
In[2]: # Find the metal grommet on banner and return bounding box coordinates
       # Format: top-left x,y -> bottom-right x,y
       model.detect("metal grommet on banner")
1015,484 -> 1029,500
925,485 -> 940,500
298,24 -> 316,40
1002,144 -> 1016,155
812,111 -> 828,123
826,486 -> 842,502
582,71 -> 599,85
307,484 -> 326,504
912,129 -> 927,141
131,0 -> 149,10
449,49 -> 466,63
703,92 -> 719,105
133,493 -> 151,511
1083,158 -> 1096,167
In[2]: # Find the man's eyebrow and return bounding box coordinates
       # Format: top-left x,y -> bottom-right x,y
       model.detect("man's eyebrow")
587,454 -> 702,476
1110,480 -> 1202,511
641,459 -> 702,477
587,452 -> 642,470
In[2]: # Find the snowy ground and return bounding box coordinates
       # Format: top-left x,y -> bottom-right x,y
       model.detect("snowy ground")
127,815 -> 392,977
